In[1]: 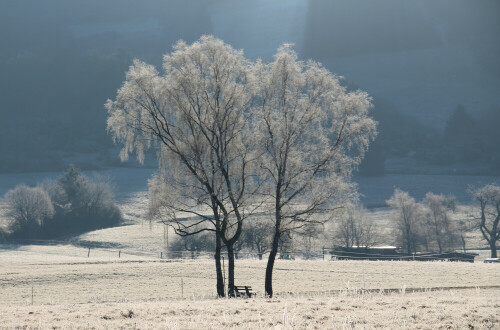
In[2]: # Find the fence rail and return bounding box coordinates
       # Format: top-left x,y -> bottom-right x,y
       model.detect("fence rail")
0,238 -> 492,262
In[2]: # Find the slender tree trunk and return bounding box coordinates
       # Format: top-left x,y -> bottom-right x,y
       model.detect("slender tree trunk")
266,182 -> 283,298
215,230 -> 224,297
265,220 -> 281,297
489,240 -> 498,258
227,244 -> 235,297
265,240 -> 278,297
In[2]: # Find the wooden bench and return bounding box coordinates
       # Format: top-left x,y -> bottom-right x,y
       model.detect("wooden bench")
233,285 -> 256,298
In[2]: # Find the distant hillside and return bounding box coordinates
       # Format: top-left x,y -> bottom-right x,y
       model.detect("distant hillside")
301,0 -> 500,129
0,1 -> 213,173
0,0 -> 499,173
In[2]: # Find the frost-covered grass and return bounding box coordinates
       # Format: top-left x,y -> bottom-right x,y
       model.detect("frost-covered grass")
1,249 -> 499,329
1,174 -> 499,328
1,249 -> 499,304
3,289 -> 499,329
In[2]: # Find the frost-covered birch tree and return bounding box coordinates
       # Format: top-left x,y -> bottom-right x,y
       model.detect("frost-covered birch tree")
106,36 -> 259,297
254,45 -> 377,297
387,189 -> 425,255
335,204 -> 378,248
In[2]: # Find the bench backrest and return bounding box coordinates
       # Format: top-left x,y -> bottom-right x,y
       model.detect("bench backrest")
233,286 -> 255,296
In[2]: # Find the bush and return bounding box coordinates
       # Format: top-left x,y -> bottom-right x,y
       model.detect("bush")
5,185 -> 55,239
49,166 -> 122,234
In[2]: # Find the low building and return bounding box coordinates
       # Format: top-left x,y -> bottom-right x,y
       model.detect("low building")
331,246 -> 477,262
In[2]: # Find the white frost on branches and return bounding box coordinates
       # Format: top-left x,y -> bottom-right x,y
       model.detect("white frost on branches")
254,44 -> 376,233
106,36 -> 377,297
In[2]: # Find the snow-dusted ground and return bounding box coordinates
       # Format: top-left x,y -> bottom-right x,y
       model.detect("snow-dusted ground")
1,255 -> 498,303
2,288 -> 499,329
0,252 -> 499,328
1,167 -> 498,328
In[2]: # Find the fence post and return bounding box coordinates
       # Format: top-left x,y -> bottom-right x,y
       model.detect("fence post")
88,248 -> 90,258
181,278 -> 184,299
31,286 -> 33,305
119,250 -> 121,258
160,252 -> 163,259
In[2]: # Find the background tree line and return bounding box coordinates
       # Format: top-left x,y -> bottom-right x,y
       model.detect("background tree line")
163,183 -> 500,262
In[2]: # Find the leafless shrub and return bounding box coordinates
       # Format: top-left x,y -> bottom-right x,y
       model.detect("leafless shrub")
5,184 -> 54,237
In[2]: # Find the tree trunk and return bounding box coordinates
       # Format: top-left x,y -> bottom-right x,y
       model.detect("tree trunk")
405,226 -> 412,255
266,183 -> 283,298
227,244 -> 235,297
265,228 -> 280,297
490,240 -> 498,258
215,231 -> 224,297
265,246 -> 278,297
258,253 -> 263,260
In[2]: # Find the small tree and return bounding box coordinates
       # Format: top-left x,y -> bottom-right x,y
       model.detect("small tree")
334,204 -> 377,248
387,189 -> 425,254
422,193 -> 458,253
241,220 -> 272,260
53,166 -> 122,233
298,222 -> 323,259
469,184 -> 500,258
57,165 -> 87,210
169,231 -> 214,259
5,185 -> 54,238
455,218 -> 474,253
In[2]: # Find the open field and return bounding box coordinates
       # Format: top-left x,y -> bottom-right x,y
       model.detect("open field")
1,169 -> 499,328
3,288 -> 499,329
1,247 -> 499,329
